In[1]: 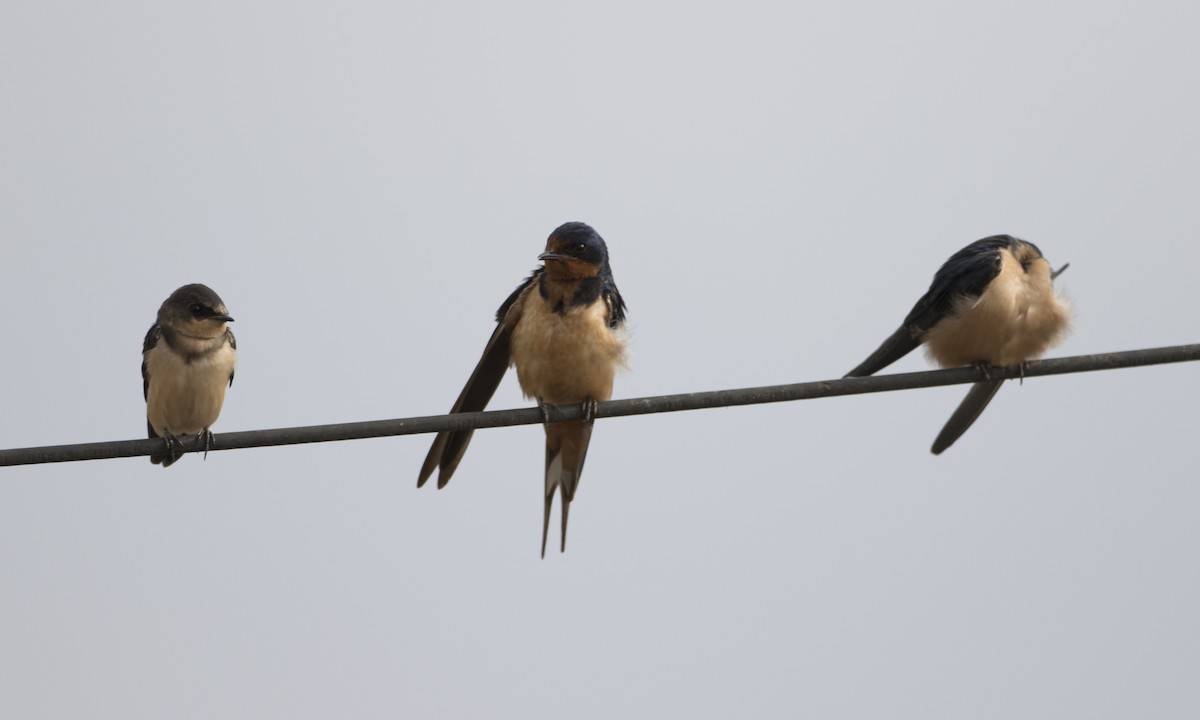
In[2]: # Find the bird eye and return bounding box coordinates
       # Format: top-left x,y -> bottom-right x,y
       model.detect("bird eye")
189,303 -> 204,315
575,242 -> 587,254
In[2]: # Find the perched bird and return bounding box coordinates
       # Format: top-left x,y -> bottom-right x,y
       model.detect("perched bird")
845,235 -> 1071,454
419,222 -> 628,555
142,284 -> 237,467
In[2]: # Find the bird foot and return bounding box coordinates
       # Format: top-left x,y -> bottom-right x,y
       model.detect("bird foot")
973,362 -> 993,381
538,398 -> 597,424
200,428 -> 214,460
163,431 -> 181,464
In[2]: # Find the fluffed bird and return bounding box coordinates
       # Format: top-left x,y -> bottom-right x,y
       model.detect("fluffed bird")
419,222 -> 628,555
845,235 -> 1070,454
142,284 -> 237,466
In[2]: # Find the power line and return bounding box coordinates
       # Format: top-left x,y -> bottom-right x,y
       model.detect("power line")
1,343 -> 1197,468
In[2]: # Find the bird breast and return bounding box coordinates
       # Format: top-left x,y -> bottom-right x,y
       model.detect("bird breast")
923,248 -> 1071,368
145,340 -> 236,435
510,296 -> 627,404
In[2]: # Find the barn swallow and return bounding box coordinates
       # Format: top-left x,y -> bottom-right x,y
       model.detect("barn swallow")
142,284 -> 237,467
845,235 -> 1071,454
419,222 -> 628,556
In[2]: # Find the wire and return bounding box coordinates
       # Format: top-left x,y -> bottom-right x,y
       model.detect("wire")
1,343 -> 1197,467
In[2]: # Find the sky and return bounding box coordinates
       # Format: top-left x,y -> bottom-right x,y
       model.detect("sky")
2,1 -> 1198,717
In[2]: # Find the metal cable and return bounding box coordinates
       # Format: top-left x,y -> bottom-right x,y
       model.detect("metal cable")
1,343 -> 1196,467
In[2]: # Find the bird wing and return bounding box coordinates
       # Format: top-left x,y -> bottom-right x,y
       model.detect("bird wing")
141,323 -> 161,401
844,324 -> 922,378
417,270 -> 542,489
846,237 -> 1010,377
603,277 -> 627,328
142,323 -> 177,466
226,328 -> 236,386
902,236 -> 1010,333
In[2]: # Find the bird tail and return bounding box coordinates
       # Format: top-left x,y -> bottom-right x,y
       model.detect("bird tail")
845,325 -> 921,377
542,418 -> 594,557
931,379 -> 1004,455
148,421 -> 177,467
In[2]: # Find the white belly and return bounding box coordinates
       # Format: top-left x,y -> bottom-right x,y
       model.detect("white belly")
145,343 -> 236,436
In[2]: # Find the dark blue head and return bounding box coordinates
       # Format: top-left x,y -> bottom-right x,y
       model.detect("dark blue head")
539,222 -> 610,270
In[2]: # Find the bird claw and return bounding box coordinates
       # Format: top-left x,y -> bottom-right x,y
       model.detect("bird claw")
538,399 -> 597,425
200,428 -> 214,460
163,431 -> 180,464
974,361 -> 1031,384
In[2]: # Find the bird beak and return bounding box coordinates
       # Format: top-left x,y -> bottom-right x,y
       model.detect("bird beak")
213,314 -> 235,323
1050,262 -> 1070,280
539,252 -> 571,263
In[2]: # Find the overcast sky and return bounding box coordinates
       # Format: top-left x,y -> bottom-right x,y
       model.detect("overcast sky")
2,1 -> 1198,718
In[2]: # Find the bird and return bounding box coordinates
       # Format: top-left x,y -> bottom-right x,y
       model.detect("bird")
845,235 -> 1071,454
419,222 -> 628,556
142,284 -> 237,467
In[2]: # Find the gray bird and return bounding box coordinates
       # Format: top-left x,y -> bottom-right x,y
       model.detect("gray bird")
142,284 -> 237,467
846,235 -> 1071,454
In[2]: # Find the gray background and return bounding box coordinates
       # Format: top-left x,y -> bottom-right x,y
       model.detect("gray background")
2,1 -> 1198,718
